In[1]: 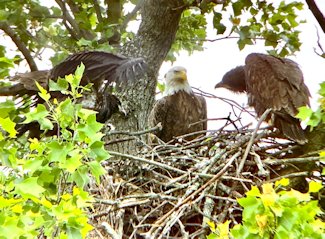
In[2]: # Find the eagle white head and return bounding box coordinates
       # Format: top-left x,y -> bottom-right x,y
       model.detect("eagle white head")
163,66 -> 193,96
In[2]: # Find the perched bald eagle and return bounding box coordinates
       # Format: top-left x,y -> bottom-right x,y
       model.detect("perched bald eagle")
215,53 -> 311,144
149,66 -> 207,143
0,51 -> 147,136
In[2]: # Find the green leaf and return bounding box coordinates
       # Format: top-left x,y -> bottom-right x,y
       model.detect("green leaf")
0,56 -> 14,78
24,104 -> 49,124
15,177 -> 45,198
90,141 -> 110,162
0,117 -> 17,138
308,181 -> 322,193
36,82 -> 51,102
0,100 -> 15,118
62,149 -> 83,173
232,1 -> 243,16
49,78 -> 69,92
319,82 -> 325,97
48,141 -> 73,163
71,166 -> 90,188
87,161 -> 106,183
72,63 -> 85,88
296,106 -> 313,121
76,114 -> 104,143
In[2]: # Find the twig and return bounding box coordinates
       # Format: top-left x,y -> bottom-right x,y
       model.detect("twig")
263,156 -> 320,165
106,123 -> 162,136
108,151 -> 188,174
151,151 -> 240,230
101,222 -> 121,239
237,108 -> 272,175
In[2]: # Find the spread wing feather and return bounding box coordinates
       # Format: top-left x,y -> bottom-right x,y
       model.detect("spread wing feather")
50,51 -> 147,92
148,97 -> 169,140
0,51 -> 148,137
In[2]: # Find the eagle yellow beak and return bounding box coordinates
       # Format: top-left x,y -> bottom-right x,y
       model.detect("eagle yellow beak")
175,70 -> 187,81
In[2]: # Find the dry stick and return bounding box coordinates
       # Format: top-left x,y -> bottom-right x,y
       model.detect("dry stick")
106,123 -> 162,136
267,171 -> 309,183
263,156 -> 320,165
101,222 -> 121,239
237,108 -> 272,175
151,151 -> 240,229
108,151 -> 187,174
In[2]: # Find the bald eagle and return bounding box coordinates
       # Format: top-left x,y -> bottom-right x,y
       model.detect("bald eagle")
0,51 -> 147,136
149,66 -> 207,143
215,53 -> 311,144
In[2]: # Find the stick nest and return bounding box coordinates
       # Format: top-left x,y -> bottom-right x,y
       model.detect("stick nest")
89,96 -> 323,239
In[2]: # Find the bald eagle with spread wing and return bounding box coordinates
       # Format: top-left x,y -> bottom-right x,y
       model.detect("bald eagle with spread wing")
0,51 -> 147,137
149,66 -> 207,143
215,53 -> 311,144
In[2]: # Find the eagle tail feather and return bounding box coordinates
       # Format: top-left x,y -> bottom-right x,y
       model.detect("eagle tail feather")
274,115 -> 307,144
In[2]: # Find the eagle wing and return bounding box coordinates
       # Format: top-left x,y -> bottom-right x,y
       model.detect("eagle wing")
148,92 -> 207,143
245,53 -> 310,117
148,97 -> 169,140
0,71 -> 49,97
0,51 -> 148,137
196,94 -> 207,131
50,51 -> 147,92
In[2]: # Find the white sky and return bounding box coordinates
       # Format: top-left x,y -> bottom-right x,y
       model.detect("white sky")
159,1 -> 325,129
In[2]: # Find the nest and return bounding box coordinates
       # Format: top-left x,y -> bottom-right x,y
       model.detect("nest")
88,95 -> 323,239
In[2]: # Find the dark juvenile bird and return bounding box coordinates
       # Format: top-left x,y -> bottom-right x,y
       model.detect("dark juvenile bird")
215,53 -> 311,144
149,66 -> 207,143
0,51 -> 147,136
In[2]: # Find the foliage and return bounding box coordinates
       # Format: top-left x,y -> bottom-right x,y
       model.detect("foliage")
297,81 -> 325,129
212,0 -> 304,56
0,0 -> 305,71
207,180 -> 325,239
0,65 -> 109,238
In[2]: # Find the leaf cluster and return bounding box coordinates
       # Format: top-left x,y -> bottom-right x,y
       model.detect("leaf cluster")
207,180 -> 325,239
213,0 -> 304,56
297,82 -> 325,131
0,65 -> 109,238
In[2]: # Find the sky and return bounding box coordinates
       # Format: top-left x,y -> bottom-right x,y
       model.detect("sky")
158,1 -> 325,129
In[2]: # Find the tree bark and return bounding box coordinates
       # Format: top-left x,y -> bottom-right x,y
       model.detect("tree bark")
107,0 -> 185,154
305,0 -> 325,34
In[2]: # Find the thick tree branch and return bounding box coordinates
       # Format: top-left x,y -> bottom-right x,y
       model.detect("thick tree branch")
104,0 -> 122,45
306,0 -> 325,33
92,0 -> 104,23
55,0 -> 81,39
65,0 -> 95,40
0,21 -> 38,71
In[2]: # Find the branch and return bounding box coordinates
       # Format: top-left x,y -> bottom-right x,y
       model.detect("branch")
104,0 -> 122,44
120,0 -> 144,32
55,0 -> 81,39
306,0 -> 325,34
0,21 -> 38,71
151,151 -> 240,229
92,0 -> 103,23
106,123 -> 162,136
237,108 -> 272,175
263,156 -> 320,165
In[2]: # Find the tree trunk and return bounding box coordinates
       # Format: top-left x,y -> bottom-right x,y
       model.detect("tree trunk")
107,0 -> 185,154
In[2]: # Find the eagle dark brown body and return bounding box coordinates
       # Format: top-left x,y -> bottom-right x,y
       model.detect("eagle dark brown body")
215,53 -> 311,144
0,51 -> 147,137
149,66 -> 207,143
